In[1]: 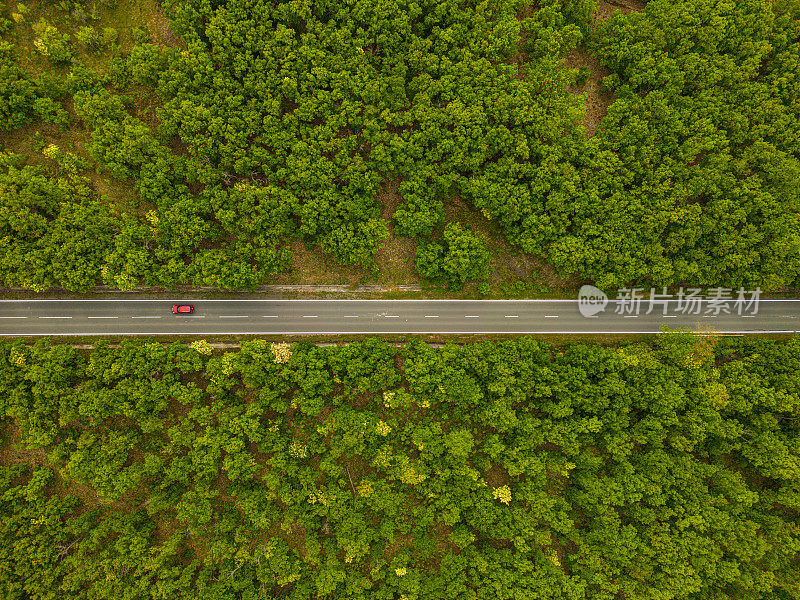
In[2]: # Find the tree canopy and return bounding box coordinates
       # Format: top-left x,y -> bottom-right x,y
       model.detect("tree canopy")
1,0 -> 799,290
1,334 -> 800,598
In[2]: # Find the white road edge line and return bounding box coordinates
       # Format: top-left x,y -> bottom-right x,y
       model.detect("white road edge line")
4,299 -> 799,303
7,330 -> 795,336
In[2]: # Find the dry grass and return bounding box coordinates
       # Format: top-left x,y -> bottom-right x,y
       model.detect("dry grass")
0,421 -> 135,512
0,121 -> 90,165
89,0 -> 185,51
593,0 -> 646,21
373,178 -> 420,285
270,237 -> 371,286
561,0 -> 646,138
383,530 -> 415,563
0,120 -> 141,213
0,423 -> 50,469
484,462 -> 510,488
141,0 -> 184,48
270,179 -> 421,287
564,48 -> 614,137
443,194 -> 579,295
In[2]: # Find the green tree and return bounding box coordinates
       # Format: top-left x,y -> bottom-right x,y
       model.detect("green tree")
416,222 -> 490,289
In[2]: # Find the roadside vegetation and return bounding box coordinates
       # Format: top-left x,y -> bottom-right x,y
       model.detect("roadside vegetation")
1,0 -> 798,293
2,333 -> 800,598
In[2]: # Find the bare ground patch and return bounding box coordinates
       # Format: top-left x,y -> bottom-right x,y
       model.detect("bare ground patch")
564,48 -> 614,137
444,195 -> 579,295
269,178 -> 420,287
142,0 -> 185,48
373,178 -> 419,285
560,0 -> 645,137
593,0 -> 646,21
269,238 -> 371,286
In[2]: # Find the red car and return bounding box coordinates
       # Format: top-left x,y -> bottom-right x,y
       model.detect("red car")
172,305 -> 194,314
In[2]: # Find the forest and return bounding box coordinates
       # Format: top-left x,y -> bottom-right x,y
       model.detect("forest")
1,334 -> 800,598
1,0 -> 798,291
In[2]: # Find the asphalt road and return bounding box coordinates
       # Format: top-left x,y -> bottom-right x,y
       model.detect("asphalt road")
0,299 -> 798,336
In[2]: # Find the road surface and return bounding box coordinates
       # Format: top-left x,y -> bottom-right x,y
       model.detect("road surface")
0,299 -> 798,336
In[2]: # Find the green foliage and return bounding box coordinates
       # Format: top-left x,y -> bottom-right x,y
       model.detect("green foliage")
522,0 -> 800,288
0,60 -> 37,130
0,164 -> 119,291
75,26 -> 99,52
100,27 -> 118,49
321,217 -> 389,266
415,222 -> 490,289
1,336 -> 799,598
1,0 -> 798,292
32,19 -> 73,63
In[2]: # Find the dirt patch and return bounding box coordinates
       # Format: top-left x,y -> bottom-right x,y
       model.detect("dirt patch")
593,0 -> 646,21
0,424 -> 51,469
373,178 -> 419,285
270,238 -> 370,285
444,195 -> 579,295
484,462 -> 510,488
88,172 -> 140,213
269,178 -> 421,287
506,256 -> 528,278
567,0 -> 645,137
145,2 -> 185,48
564,48 -> 614,137
383,530 -> 415,563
